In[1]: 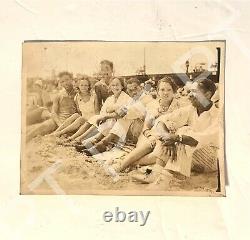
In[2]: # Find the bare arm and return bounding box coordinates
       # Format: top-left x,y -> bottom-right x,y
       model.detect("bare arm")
51,95 -> 61,126
141,110 -> 160,137
96,112 -> 120,125
156,122 -> 199,147
155,121 -> 170,139
93,93 -> 100,114
181,135 -> 198,147
104,112 -> 120,119
74,96 -> 82,115
155,121 -> 198,147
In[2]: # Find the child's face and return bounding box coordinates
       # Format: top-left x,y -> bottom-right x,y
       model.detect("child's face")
78,80 -> 90,93
59,75 -> 72,91
100,63 -> 112,83
110,78 -> 123,96
127,83 -> 141,98
157,82 -> 174,102
101,63 -> 112,75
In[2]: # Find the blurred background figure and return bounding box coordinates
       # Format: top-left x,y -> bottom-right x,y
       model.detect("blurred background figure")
26,79 -> 52,125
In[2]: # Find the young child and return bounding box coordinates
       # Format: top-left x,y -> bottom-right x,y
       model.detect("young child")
81,77 -> 153,155
53,77 -> 99,137
70,77 -> 131,148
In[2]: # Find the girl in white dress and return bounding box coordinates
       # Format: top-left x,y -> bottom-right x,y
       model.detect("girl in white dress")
70,77 -> 131,146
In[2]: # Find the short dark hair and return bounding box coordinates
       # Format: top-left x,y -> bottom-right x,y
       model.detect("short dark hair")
100,60 -> 113,71
197,78 -> 216,97
157,76 -> 178,93
126,77 -> 141,86
58,71 -> 73,79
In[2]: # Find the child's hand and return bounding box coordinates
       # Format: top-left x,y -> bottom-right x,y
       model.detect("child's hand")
106,106 -> 116,113
165,145 -> 177,162
116,106 -> 128,117
161,134 -> 179,146
96,116 -> 108,125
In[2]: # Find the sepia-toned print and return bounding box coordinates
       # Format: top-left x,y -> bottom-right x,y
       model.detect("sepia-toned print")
21,41 -> 225,196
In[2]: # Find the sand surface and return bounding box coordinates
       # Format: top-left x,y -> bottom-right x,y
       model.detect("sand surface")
21,135 -> 218,195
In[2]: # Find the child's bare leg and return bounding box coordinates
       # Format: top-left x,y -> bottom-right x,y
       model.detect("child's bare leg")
133,152 -> 158,166
75,126 -> 99,142
56,116 -> 85,136
86,133 -> 118,151
81,132 -> 105,148
68,122 -> 91,140
91,132 -> 105,143
26,118 -> 57,142
84,133 -> 118,155
54,113 -> 80,134
119,142 -> 153,171
82,135 -> 98,145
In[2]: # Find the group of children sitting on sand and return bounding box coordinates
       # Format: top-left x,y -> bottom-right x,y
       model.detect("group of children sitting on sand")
26,60 -> 221,190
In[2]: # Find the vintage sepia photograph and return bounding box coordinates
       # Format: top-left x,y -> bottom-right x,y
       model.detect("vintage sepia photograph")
21,41 -> 225,196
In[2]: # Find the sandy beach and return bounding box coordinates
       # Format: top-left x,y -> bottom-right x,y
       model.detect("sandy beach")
21,135 -> 218,195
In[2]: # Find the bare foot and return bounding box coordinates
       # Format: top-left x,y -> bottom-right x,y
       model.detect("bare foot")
111,161 -> 122,173
105,159 -> 114,165
74,137 -> 82,143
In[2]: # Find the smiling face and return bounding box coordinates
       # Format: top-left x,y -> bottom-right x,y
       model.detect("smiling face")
100,61 -> 113,83
127,82 -> 142,98
110,78 -> 123,97
78,79 -> 90,94
188,82 -> 212,109
157,82 -> 175,103
59,74 -> 73,92
101,63 -> 113,74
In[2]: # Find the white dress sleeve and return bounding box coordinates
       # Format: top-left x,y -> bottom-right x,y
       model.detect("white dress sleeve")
154,105 -> 193,130
100,96 -> 113,115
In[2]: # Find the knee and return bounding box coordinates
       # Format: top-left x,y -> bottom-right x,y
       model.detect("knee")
156,158 -> 165,167
99,136 -> 109,145
39,119 -> 56,133
80,122 -> 91,130
76,116 -> 86,124
106,133 -> 119,144
72,113 -> 81,119
42,119 -> 52,127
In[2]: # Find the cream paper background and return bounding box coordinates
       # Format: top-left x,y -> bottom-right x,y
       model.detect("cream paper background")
0,0 -> 249,239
